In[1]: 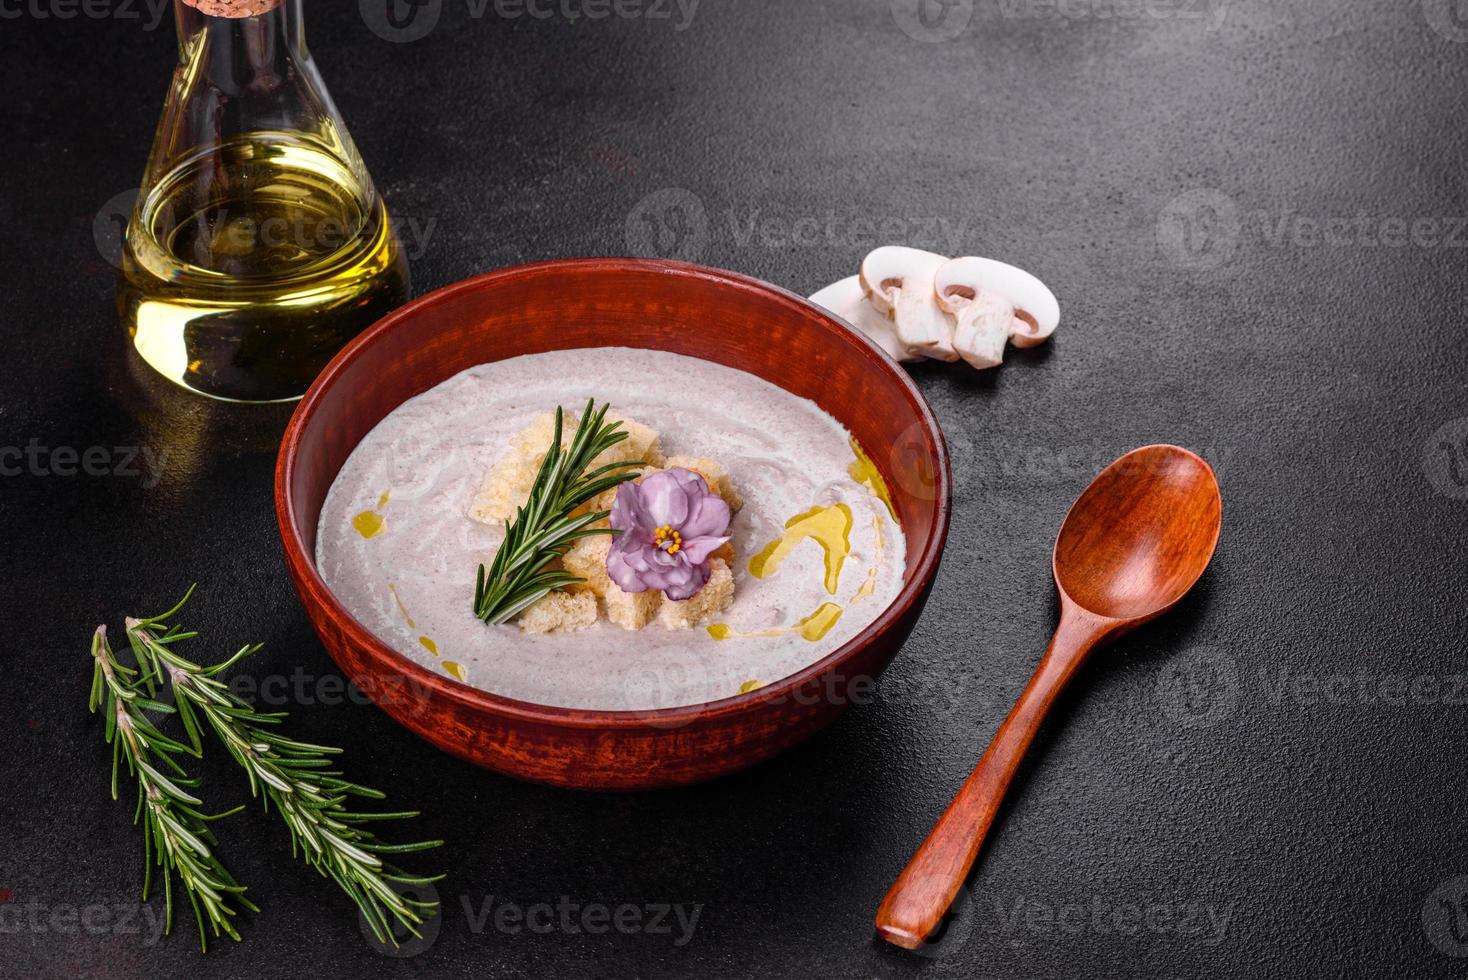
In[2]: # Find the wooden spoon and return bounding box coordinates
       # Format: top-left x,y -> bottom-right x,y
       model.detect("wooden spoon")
874,444 -> 1223,950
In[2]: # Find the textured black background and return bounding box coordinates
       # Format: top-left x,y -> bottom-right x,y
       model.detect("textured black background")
3,1 -> 1467,977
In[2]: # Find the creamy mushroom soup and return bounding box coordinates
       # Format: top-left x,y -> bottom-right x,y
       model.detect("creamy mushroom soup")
316,347 -> 906,710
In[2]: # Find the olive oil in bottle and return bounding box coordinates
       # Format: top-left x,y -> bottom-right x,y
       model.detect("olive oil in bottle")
120,1 -> 408,403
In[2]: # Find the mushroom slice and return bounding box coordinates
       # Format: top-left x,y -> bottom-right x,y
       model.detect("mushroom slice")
808,275 -> 918,363
859,246 -> 958,362
933,256 -> 1060,370
939,284 -> 1014,370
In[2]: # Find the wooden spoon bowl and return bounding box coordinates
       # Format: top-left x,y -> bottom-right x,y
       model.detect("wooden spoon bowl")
1056,446 -> 1224,621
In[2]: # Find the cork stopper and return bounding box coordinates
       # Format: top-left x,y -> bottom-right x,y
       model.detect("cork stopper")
182,0 -> 282,16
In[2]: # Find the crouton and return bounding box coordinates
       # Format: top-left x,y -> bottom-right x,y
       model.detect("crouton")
663,455 -> 743,511
605,415 -> 664,469
562,533 -> 614,597
518,589 -> 598,634
604,584 -> 662,630
658,558 -> 735,630
469,411 -> 664,525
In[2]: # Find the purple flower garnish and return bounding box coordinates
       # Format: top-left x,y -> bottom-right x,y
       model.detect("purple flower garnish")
606,468 -> 731,601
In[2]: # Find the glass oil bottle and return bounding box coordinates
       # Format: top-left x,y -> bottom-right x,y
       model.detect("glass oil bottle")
119,0 -> 408,403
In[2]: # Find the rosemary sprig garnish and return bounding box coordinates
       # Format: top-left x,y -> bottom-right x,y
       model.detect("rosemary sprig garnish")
473,399 -> 642,624
89,624 -> 255,952
124,591 -> 444,947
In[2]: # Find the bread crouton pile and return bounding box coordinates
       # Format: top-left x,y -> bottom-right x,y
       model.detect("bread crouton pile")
469,411 -> 743,633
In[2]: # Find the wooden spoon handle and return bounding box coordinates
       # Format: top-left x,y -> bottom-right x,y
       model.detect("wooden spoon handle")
874,607 -> 1110,949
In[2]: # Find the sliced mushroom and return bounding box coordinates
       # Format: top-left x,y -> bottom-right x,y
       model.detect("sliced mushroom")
859,246 -> 958,362
808,275 -> 919,363
933,256 -> 1060,370
941,289 -> 1014,370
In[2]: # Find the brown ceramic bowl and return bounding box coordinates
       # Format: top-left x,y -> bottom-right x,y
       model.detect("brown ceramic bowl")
276,258 -> 950,790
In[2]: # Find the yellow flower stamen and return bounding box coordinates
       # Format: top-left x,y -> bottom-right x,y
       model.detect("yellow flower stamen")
653,524 -> 683,555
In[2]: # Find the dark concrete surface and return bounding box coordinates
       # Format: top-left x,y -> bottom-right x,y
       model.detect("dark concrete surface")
2,1 -> 1467,977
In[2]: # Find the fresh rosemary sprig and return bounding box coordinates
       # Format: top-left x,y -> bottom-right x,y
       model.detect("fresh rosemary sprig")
473,399 -> 642,624
89,623 -> 256,952
124,593 -> 444,947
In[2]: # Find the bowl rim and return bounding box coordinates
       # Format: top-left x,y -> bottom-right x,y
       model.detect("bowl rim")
275,257 -> 951,729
